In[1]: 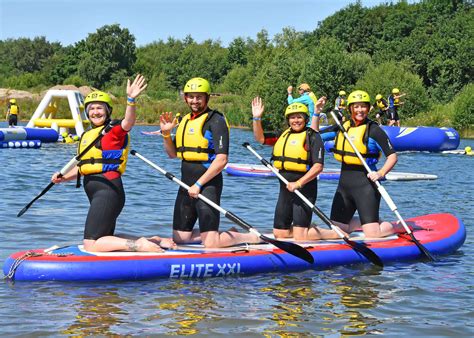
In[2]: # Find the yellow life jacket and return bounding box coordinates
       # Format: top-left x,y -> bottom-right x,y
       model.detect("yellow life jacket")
377,99 -> 388,110
394,96 -> 400,106
9,105 -> 18,115
272,128 -> 311,172
175,110 -> 229,162
338,97 -> 346,109
333,120 -> 380,165
77,125 -> 129,175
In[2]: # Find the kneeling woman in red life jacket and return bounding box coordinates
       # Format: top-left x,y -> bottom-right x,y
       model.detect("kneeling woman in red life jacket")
51,75 -> 176,252
318,90 -> 401,239
251,97 -> 326,241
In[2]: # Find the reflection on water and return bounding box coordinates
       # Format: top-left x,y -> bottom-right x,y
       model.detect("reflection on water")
61,288 -> 127,336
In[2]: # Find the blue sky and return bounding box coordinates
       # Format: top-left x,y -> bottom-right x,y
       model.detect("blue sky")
1,0 -> 413,47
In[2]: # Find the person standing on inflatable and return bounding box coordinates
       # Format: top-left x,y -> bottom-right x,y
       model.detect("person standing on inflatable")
159,77 -> 260,248
387,88 -> 405,127
252,97 -> 326,240
287,83 -> 319,129
372,94 -> 389,125
334,90 -> 347,122
51,75 -> 175,252
317,90 -> 401,239
6,98 -> 20,127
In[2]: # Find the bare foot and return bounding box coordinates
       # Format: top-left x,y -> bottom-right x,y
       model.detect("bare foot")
148,236 -> 177,250
135,237 -> 164,253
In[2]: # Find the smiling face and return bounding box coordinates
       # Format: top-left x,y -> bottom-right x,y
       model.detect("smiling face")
287,113 -> 307,132
87,102 -> 109,127
349,102 -> 370,125
184,93 -> 208,114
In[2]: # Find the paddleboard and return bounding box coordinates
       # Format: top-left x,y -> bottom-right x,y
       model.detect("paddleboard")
3,213 -> 465,281
225,163 -> 438,181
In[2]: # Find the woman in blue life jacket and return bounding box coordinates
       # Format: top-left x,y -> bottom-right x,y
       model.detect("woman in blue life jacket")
318,90 -> 402,239
252,97 -> 326,241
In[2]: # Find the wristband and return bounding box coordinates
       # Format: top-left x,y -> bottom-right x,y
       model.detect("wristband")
127,102 -> 136,106
296,180 -> 302,189
162,133 -> 171,138
195,181 -> 203,189
252,117 -> 261,121
127,97 -> 136,103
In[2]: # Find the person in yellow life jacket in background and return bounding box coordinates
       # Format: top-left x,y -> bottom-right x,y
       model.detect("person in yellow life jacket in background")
387,88 -> 406,127
51,74 -> 176,253
6,98 -> 20,127
334,90 -> 347,122
317,90 -> 404,239
252,97 -> 326,241
159,77 -> 260,248
372,94 -> 389,125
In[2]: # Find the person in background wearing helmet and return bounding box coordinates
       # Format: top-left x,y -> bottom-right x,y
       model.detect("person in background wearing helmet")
252,97 -> 326,240
51,74 -> 176,253
159,77 -> 260,248
6,98 -> 20,127
387,88 -> 405,127
287,83 -> 321,130
334,90 -> 347,122
371,94 -> 389,125
317,90 -> 401,239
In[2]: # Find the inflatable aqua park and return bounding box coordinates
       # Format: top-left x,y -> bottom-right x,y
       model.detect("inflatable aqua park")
3,213 -> 465,282
1,90 -> 89,149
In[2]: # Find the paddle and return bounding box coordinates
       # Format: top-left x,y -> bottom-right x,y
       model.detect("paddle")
131,150 -> 314,264
17,121 -> 116,217
243,142 -> 384,267
329,111 -> 435,261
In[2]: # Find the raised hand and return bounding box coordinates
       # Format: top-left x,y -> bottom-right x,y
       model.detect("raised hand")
127,74 -> 148,99
159,111 -> 178,134
251,96 -> 264,118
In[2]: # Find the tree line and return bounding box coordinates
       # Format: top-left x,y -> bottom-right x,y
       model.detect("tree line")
0,0 -> 472,132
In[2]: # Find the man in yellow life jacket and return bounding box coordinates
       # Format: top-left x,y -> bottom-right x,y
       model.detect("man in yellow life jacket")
371,94 -> 389,125
6,98 -> 20,127
318,90 -> 402,239
334,90 -> 347,122
252,97 -> 326,241
160,77 -> 260,248
387,88 -> 406,127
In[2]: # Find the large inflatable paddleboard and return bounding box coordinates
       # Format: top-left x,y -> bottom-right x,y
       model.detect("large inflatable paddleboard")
225,163 -> 438,181
3,213 -> 465,282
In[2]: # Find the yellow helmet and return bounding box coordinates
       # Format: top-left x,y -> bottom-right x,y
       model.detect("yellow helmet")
376,94 -> 383,100
392,88 -> 400,94
9,98 -> 17,104
184,77 -> 211,94
84,91 -> 113,110
285,103 -> 309,118
339,90 -> 346,96
347,90 -> 371,106
298,83 -> 311,91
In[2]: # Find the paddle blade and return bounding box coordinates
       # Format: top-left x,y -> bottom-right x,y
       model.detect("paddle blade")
409,233 -> 436,261
343,238 -> 384,267
260,234 -> 314,264
17,204 -> 31,218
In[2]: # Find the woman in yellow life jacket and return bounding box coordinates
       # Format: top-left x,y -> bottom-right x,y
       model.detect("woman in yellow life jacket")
318,90 -> 401,239
159,77 -> 260,248
51,74 -> 175,253
252,97 -> 326,240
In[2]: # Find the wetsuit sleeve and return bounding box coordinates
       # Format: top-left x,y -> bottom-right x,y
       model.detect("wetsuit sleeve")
208,113 -> 229,155
370,124 -> 396,156
263,131 -> 281,146
308,131 -> 325,165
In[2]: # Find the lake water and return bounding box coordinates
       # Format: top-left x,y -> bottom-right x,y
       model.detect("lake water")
1,123 -> 472,336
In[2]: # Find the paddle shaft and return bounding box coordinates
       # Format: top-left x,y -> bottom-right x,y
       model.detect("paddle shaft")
329,111 -> 435,260
131,150 -> 315,264
243,143 -> 384,267
17,122 -> 115,217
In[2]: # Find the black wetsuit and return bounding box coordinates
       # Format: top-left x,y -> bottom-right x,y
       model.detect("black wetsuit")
322,122 -> 395,225
267,128 -> 325,230
173,109 -> 229,233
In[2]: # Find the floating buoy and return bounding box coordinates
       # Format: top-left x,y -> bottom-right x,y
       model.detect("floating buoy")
0,139 -> 41,149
